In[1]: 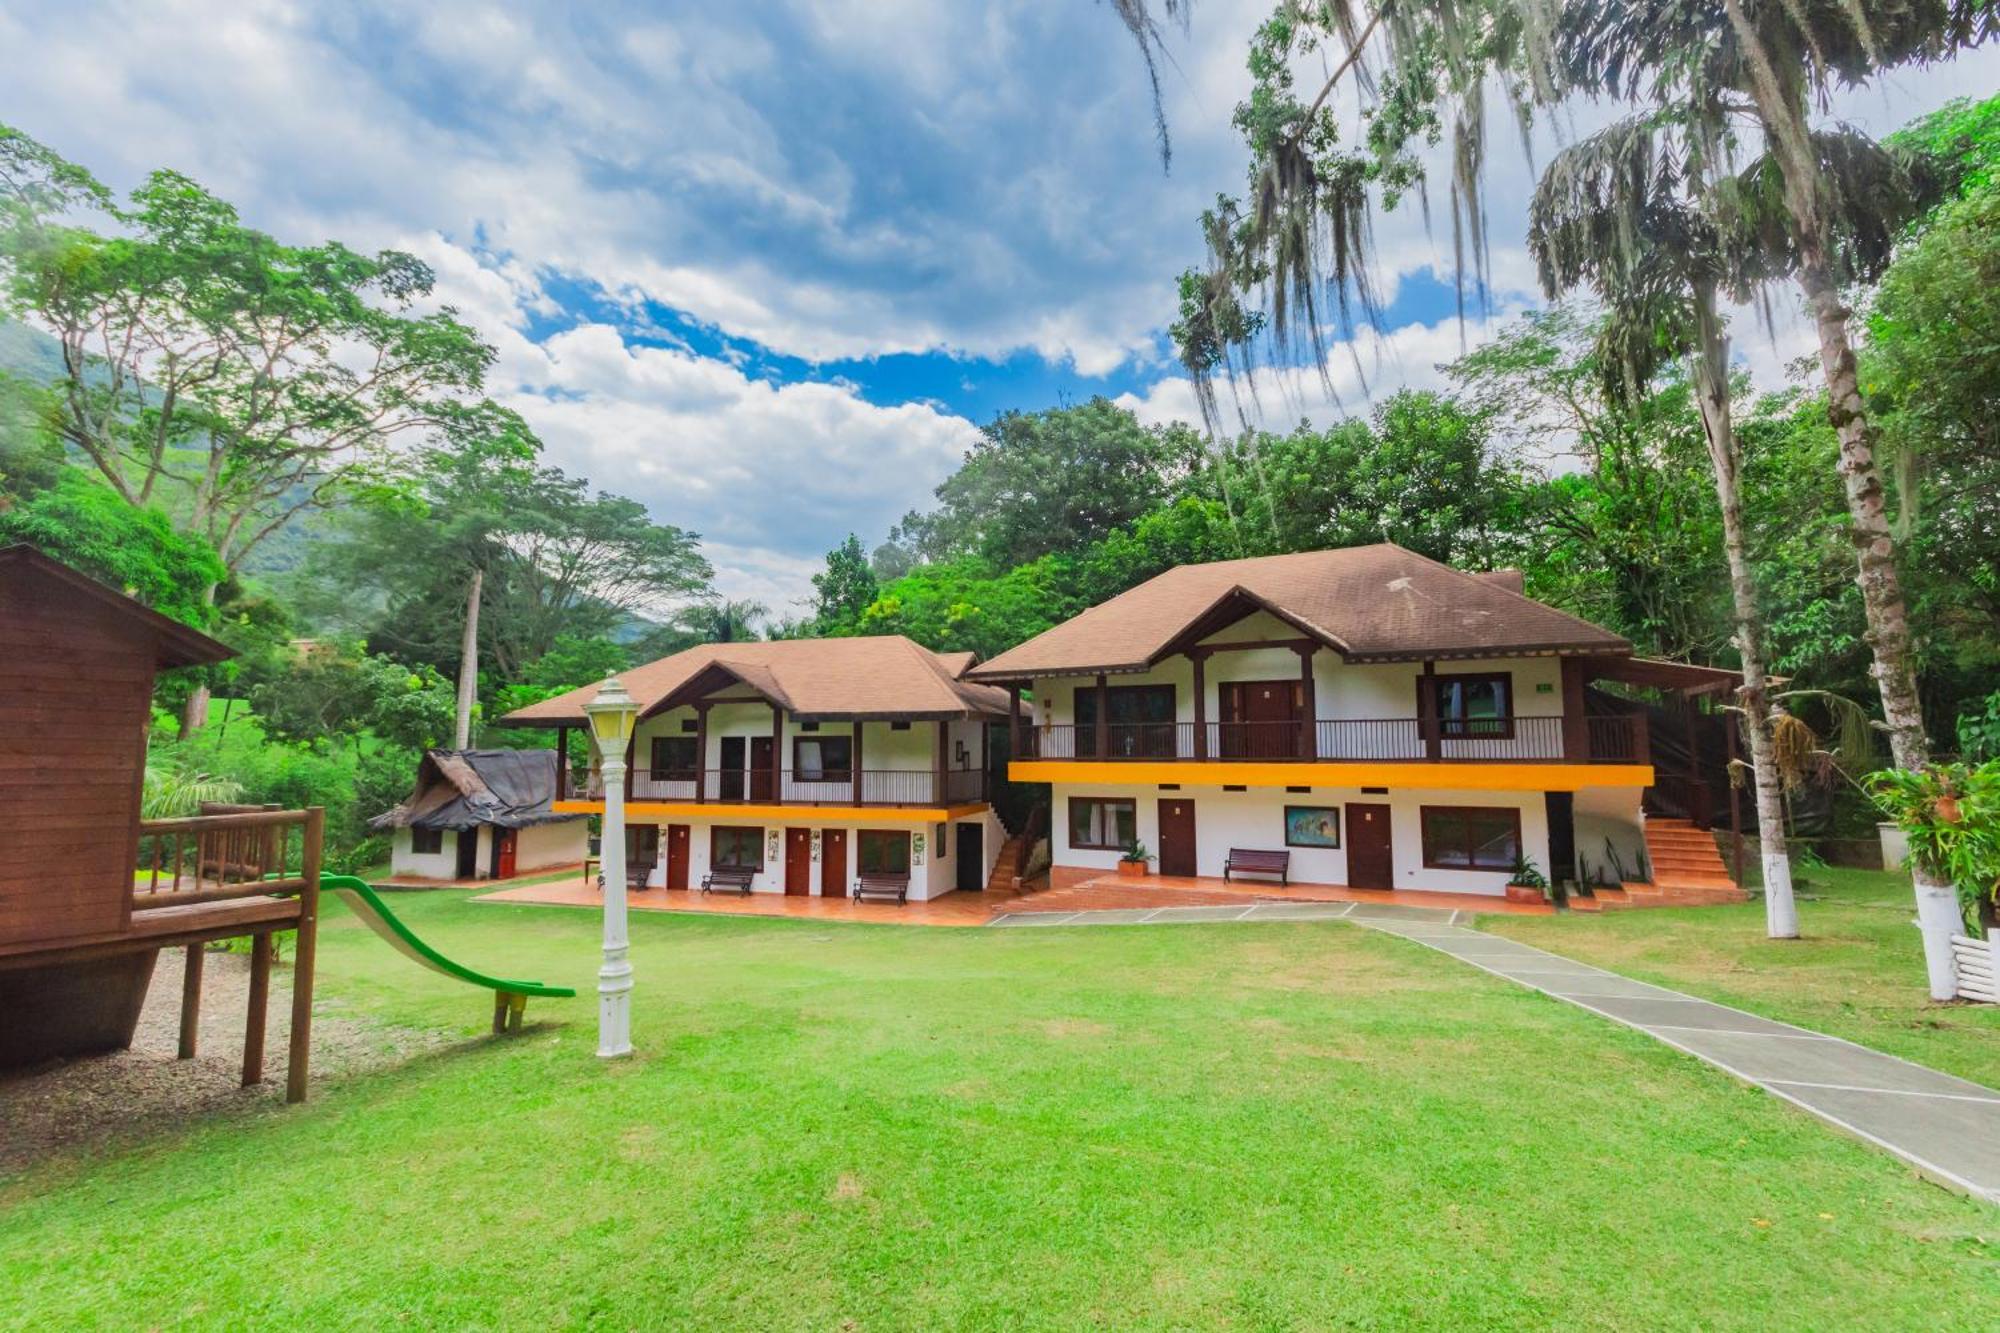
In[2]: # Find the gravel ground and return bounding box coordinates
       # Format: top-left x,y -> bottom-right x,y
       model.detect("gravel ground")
0,945 -> 452,1180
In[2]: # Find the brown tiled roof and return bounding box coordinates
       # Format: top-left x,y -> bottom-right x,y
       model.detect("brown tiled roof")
967,544 -> 1631,679
500,635 -> 1009,726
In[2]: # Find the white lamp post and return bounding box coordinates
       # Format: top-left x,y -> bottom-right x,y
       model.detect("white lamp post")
583,675 -> 638,1058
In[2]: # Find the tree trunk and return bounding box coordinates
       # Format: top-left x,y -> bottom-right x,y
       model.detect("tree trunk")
455,567 -> 483,751
1690,282 -> 1796,939
1719,0 -> 1948,982
178,580 -> 221,738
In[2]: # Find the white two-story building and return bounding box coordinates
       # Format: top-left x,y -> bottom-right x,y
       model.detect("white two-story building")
967,545 -> 1744,903
502,637 -> 1011,901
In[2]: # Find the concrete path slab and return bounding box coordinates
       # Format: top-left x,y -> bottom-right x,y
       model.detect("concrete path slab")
1239,903 -> 1355,922
1351,919 -> 2000,1204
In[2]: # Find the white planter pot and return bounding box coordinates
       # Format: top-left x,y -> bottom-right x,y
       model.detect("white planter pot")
1877,822 -> 1909,872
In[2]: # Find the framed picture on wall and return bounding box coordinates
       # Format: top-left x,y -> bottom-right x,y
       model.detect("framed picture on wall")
1283,805 -> 1341,849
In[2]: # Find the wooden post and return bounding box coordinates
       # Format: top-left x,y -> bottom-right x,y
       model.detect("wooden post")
178,943 -> 203,1060
1421,660 -> 1441,761
853,721 -> 866,806
694,703 -> 709,803
1094,673 -> 1109,759
286,806 -> 324,1105
1294,644 -> 1317,759
1008,683 -> 1023,759
555,725 -> 570,799
771,704 -> 784,801
935,719 -> 950,806
1560,658 -> 1588,761
243,930 -> 272,1086
1191,650 -> 1208,759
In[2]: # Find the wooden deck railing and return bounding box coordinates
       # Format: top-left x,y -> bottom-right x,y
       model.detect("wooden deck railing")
135,806 -> 318,909
584,767 -> 993,806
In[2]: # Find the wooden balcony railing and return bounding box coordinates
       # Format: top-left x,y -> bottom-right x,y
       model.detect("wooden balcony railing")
1018,714 -> 1649,765
579,766 -> 992,807
134,806 -> 320,909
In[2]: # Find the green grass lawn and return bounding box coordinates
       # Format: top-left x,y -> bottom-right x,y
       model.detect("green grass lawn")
1482,866 -> 2000,1091
3,893 -> 1996,1328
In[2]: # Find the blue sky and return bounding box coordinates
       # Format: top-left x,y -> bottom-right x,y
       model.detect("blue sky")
1,2 -> 1992,610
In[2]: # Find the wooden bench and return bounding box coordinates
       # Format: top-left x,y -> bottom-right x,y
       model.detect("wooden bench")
852,874 -> 911,904
700,868 -> 755,896
1222,848 -> 1290,885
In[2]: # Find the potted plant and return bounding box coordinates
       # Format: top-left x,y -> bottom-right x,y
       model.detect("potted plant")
1866,760 -> 2000,998
1117,842 -> 1152,879
1504,856 -> 1550,905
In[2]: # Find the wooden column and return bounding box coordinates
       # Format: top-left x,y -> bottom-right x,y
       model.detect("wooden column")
286,806 -> 324,1105
1094,673 -> 1109,759
1191,650 -> 1208,759
694,702 -> 709,803
936,719 -> 950,806
1008,683 -> 1024,759
178,943 -> 203,1059
1421,660 -> 1441,761
243,930 -> 272,1086
555,725 -> 571,799
852,721 -> 866,806
1294,644 -> 1317,759
1560,657 -> 1588,761
771,704 -> 785,801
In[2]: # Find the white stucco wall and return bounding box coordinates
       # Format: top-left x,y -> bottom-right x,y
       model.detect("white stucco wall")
389,824 -> 489,880
1049,780 -> 1562,897
632,813 -> 1006,901
515,819 -> 588,871
627,706 -> 985,804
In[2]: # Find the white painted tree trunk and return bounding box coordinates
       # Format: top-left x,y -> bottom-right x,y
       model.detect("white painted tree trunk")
1689,284 -> 1796,939
454,567 -> 483,751
1913,873 -> 1962,1001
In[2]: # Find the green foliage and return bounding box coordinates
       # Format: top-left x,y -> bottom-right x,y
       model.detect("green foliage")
1958,692 -> 2000,764
0,469 -> 225,627
887,398 -> 1200,570
810,534 -> 878,633
250,649 -> 454,754
1866,761 -> 2000,930
139,760 -> 243,820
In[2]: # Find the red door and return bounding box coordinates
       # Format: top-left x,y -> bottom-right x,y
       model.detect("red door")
665,824 -> 690,890
785,827 -> 812,895
821,828 -> 848,898
494,828 -> 516,879
751,737 -> 776,802
1345,803 -> 1393,889
1157,799 -> 1197,878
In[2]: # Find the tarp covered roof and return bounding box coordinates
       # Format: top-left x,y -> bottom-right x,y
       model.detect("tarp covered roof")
370,748 -> 583,832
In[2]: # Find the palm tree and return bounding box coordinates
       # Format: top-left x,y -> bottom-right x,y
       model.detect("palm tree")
1529,115 -> 1801,937
141,761 -> 243,820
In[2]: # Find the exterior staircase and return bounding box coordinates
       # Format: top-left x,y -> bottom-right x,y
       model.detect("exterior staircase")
1602,818 -> 1747,908
985,833 -> 1026,893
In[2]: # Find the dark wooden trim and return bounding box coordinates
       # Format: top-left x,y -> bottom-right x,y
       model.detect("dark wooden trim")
694,702 -> 709,803
1007,683 -> 1023,759
1417,804 -> 1523,872
852,721 -> 865,806
710,824 -> 765,872
1294,643 -> 1318,759
770,704 -> 784,794
1191,650 -> 1209,759
555,726 -> 571,799
1094,674 -> 1109,760
1197,636 -> 1318,655
1067,795 -> 1137,851
1420,660 -> 1441,761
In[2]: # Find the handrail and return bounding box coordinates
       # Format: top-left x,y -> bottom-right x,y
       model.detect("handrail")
134,807 -> 316,906
1020,715 -> 1649,764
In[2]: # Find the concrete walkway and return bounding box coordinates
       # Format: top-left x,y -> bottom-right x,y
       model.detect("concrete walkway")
992,899 -> 2000,1203
1351,912 -> 2000,1205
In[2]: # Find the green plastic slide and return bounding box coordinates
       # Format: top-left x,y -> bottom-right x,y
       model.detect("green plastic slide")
317,873 -> 575,1028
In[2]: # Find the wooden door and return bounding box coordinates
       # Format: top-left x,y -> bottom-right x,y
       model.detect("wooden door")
495,828 -> 517,879
1345,803 -> 1393,889
1221,681 -> 1300,758
455,829 -> 479,879
665,823 -> 691,890
955,822 -> 984,892
719,736 -> 746,800
751,737 -> 776,802
1157,799 -> 1197,877
784,828 -> 812,895
821,827 -> 847,898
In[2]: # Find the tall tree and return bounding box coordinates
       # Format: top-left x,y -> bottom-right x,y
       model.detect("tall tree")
810,534 -> 880,634
1529,115 -> 1801,937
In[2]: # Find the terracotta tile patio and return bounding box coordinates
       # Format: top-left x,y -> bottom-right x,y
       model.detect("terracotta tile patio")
473,870 -> 1553,926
